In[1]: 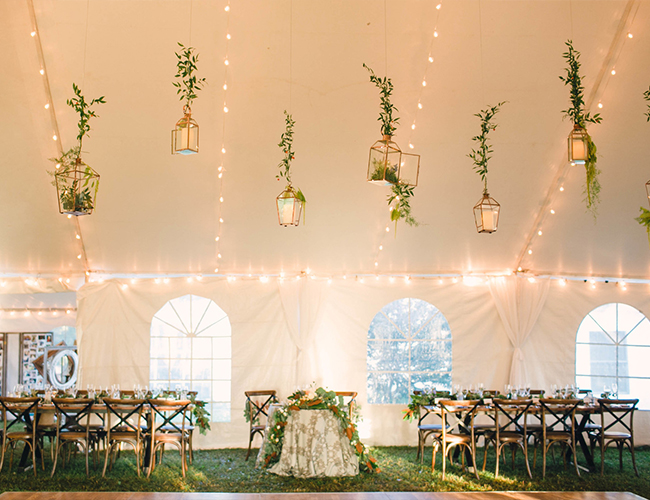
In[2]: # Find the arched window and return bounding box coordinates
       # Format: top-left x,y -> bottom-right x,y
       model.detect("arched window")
576,302 -> 650,410
150,294 -> 231,422
367,298 -> 452,404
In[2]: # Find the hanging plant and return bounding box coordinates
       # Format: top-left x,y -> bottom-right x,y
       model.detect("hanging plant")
559,40 -> 603,218
48,83 -> 105,216
635,86 -> 650,245
276,111 -> 306,226
171,42 -> 206,155
364,63 -> 420,230
644,85 -> 650,122
468,102 -> 505,234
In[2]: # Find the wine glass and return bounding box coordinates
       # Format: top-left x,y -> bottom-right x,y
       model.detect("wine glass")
603,384 -> 611,398
611,382 -> 618,398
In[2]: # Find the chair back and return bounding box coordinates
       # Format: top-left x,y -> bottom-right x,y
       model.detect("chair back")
52,398 -> 95,437
539,398 -> 582,431
439,399 -> 480,439
148,399 -> 191,435
244,390 -> 277,429
598,398 -> 638,436
103,398 -> 147,437
0,397 -> 39,437
493,399 -> 533,435
334,392 -> 357,418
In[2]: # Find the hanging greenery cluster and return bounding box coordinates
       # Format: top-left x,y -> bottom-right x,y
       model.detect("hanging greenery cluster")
635,86 -> 650,246
277,111 -> 306,205
559,40 -> 603,217
173,42 -> 206,109
363,63 -> 398,136
48,84 -> 105,214
644,85 -> 650,122
468,102 -> 506,190
364,64 -> 417,229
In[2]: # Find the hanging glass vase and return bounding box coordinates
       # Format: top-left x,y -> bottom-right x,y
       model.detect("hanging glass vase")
367,135 -> 420,187
54,157 -> 100,216
276,185 -> 303,227
473,190 -> 500,233
172,106 -> 199,155
567,124 -> 589,165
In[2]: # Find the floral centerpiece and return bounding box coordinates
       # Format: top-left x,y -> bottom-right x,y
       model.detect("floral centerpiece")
259,387 -> 378,472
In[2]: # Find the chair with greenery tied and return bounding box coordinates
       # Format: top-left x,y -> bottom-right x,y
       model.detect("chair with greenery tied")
409,390 -> 448,462
483,399 -> 533,479
51,397 -> 98,477
102,398 -> 147,477
535,398 -> 582,478
596,398 -> 639,476
434,399 -> 480,480
334,392 -> 357,419
0,397 -> 41,475
244,390 -> 278,460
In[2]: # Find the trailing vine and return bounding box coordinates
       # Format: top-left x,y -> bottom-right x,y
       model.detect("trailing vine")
559,40 -> 603,218
644,85 -> 650,122
259,387 -> 379,473
276,111 -> 306,207
389,184 -> 418,228
363,63 -> 398,136
636,86 -> 650,245
468,102 -> 506,192
173,42 -> 206,110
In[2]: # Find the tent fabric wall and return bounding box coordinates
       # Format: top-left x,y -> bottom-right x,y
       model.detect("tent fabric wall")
75,275 -> 650,449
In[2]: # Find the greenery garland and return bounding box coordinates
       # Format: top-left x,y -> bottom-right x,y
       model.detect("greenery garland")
635,86 -> 650,245
363,64 -> 398,136
644,85 -> 650,122
559,40 -> 603,218
468,102 -> 506,192
259,387 -> 379,473
173,42 -> 206,110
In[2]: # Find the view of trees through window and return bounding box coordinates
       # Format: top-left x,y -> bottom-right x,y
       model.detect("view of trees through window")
367,298 -> 452,404
150,294 -> 232,422
576,302 -> 650,409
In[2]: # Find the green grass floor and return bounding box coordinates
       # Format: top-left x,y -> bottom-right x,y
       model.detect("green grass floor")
0,445 -> 648,497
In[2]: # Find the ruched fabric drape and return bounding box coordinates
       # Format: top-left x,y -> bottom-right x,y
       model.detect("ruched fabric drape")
488,276 -> 550,386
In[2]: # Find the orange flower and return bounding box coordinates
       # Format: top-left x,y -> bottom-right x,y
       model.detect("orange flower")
346,427 -> 353,440
356,442 -> 363,453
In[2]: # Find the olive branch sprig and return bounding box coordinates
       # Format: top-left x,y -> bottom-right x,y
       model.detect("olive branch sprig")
559,40 -> 602,128
173,42 -> 206,109
276,111 -> 306,205
364,63 -> 399,136
644,85 -> 650,122
468,102 -> 506,191
67,83 -> 106,151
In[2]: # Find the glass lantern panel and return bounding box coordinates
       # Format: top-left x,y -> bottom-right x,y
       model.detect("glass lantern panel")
172,122 -> 199,155
368,147 -> 400,185
56,168 -> 98,216
474,202 -> 499,233
568,130 -> 587,164
399,153 -> 420,187
277,196 -> 302,226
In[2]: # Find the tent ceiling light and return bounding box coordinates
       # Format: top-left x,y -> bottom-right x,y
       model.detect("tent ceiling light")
172,106 -> 199,155
473,191 -> 500,234
568,124 -> 589,165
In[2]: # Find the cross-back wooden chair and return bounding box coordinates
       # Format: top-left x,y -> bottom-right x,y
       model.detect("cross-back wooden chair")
413,390 -> 446,462
483,399 -> 533,479
334,392 -> 357,418
147,399 -> 192,477
244,390 -> 278,460
51,397 -> 97,477
535,398 -> 582,477
102,398 -> 147,477
0,397 -> 41,476
434,400 -> 480,480
597,398 -> 639,476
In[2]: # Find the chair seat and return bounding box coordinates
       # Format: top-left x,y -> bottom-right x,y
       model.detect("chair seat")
583,423 -> 602,430
419,424 -> 442,431
58,431 -> 89,440
6,431 -> 33,440
251,425 -> 265,433
604,431 -> 631,440
498,431 -> 525,442
444,433 -> 471,443
526,423 -> 544,431
110,432 -> 139,440
546,431 -> 571,440
154,432 -> 183,443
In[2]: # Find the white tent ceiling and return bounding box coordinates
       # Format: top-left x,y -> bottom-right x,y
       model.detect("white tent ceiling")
2,0 -> 650,280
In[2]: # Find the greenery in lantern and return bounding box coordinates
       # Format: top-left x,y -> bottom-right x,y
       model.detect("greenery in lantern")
173,42 -> 206,109
276,111 -> 306,223
48,84 -> 105,215
559,40 -> 603,218
364,64 -> 418,228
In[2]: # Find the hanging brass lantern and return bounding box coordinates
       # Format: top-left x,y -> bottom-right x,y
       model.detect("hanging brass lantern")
567,124 -> 589,165
276,185 -> 303,227
367,135 -> 420,186
54,157 -> 100,216
473,191 -> 500,234
172,106 -> 199,155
